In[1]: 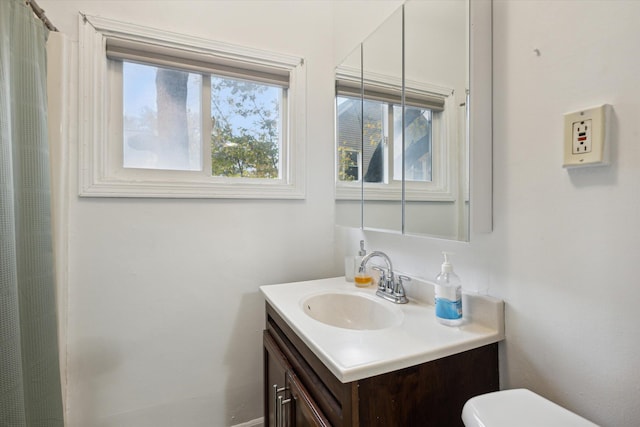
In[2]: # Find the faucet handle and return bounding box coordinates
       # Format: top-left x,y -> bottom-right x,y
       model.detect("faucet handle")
395,275 -> 411,296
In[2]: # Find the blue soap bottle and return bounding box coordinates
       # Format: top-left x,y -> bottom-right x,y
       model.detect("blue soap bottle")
434,252 -> 463,326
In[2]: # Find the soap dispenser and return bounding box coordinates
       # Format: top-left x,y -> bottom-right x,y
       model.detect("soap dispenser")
434,252 -> 463,326
354,240 -> 372,287
344,240 -> 365,283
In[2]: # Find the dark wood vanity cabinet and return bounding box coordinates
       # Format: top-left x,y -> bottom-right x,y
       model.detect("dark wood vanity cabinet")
264,329 -> 330,427
263,302 -> 499,427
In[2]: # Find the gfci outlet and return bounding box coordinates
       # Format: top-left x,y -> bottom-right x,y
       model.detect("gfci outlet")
563,104 -> 611,168
572,120 -> 592,154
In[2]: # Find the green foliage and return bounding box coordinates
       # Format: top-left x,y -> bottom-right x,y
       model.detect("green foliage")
364,120 -> 383,148
338,146 -> 358,181
210,77 -> 280,178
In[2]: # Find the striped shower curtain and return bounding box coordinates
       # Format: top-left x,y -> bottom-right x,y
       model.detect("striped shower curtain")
0,0 -> 64,425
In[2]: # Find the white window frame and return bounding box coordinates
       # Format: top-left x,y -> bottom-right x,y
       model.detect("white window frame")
335,67 -> 457,202
78,14 -> 306,199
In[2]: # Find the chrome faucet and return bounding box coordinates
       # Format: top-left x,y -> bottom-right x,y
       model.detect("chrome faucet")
359,251 -> 409,304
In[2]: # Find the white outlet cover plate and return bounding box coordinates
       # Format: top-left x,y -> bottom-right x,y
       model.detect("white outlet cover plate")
563,104 -> 611,168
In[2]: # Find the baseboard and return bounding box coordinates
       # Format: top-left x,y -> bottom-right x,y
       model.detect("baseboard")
231,417 -> 264,427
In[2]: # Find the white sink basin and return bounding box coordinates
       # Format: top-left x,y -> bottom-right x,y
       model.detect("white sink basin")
302,292 -> 403,330
261,277 -> 505,382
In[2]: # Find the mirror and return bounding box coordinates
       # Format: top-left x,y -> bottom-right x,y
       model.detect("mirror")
335,0 -> 492,240
361,7 -> 403,233
404,0 -> 468,238
334,44 -> 363,229
335,8 -> 404,234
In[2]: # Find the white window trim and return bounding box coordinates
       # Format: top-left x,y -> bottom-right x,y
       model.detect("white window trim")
334,67 -> 457,202
78,13 -> 306,199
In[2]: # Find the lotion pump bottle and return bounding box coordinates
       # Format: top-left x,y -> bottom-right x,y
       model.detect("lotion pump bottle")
434,252 -> 463,326
354,240 -> 372,287
344,240 -> 366,282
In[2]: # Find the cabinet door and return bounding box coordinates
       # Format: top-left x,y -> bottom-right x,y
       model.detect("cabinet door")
264,331 -> 289,427
287,372 -> 331,427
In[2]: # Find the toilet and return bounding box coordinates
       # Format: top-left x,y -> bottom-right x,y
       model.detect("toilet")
462,389 -> 599,427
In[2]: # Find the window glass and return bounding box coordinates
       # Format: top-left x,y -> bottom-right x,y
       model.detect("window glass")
338,148 -> 359,182
336,96 -> 387,183
122,61 -> 202,171
393,105 -> 433,182
336,96 -> 362,182
210,76 -> 283,179
362,100 -> 386,183
336,94 -> 435,186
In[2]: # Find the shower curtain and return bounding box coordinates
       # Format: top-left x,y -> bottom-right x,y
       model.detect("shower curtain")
0,0 -> 64,425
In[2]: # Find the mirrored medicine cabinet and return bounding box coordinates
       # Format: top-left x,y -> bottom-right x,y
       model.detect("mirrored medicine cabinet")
334,0 -> 492,241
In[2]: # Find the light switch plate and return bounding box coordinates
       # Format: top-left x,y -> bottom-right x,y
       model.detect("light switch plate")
563,104 -> 611,168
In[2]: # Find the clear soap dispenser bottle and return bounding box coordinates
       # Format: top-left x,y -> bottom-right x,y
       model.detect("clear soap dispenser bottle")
434,252 -> 463,326
354,240 -> 372,287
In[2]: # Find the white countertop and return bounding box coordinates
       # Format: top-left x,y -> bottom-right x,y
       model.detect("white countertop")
260,276 -> 505,383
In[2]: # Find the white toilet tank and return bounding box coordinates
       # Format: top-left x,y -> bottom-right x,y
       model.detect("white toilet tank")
462,389 -> 599,427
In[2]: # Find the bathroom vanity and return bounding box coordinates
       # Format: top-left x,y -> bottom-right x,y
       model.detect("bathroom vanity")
261,278 -> 504,426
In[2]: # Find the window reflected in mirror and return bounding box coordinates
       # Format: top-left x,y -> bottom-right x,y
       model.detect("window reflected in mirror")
334,0 -> 470,241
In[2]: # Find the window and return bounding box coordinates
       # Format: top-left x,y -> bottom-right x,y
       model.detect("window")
122,62 -> 203,171
79,14 -> 306,198
335,71 -> 457,202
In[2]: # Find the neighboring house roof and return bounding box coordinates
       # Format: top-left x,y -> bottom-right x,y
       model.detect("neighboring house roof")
337,97 -> 431,182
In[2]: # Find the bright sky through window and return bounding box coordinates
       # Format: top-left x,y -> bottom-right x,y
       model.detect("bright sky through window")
123,62 -> 202,171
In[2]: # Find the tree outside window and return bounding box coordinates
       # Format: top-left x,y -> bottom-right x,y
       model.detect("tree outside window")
210,76 -> 281,179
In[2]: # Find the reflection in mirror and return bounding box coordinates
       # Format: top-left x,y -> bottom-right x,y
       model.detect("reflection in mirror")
335,44 -> 363,229
361,7 -> 403,233
335,0 -> 472,241
404,0 -> 468,239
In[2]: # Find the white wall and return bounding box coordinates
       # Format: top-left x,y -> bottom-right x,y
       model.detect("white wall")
342,1 -> 640,426
42,1 -> 345,426
492,3 -> 640,424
